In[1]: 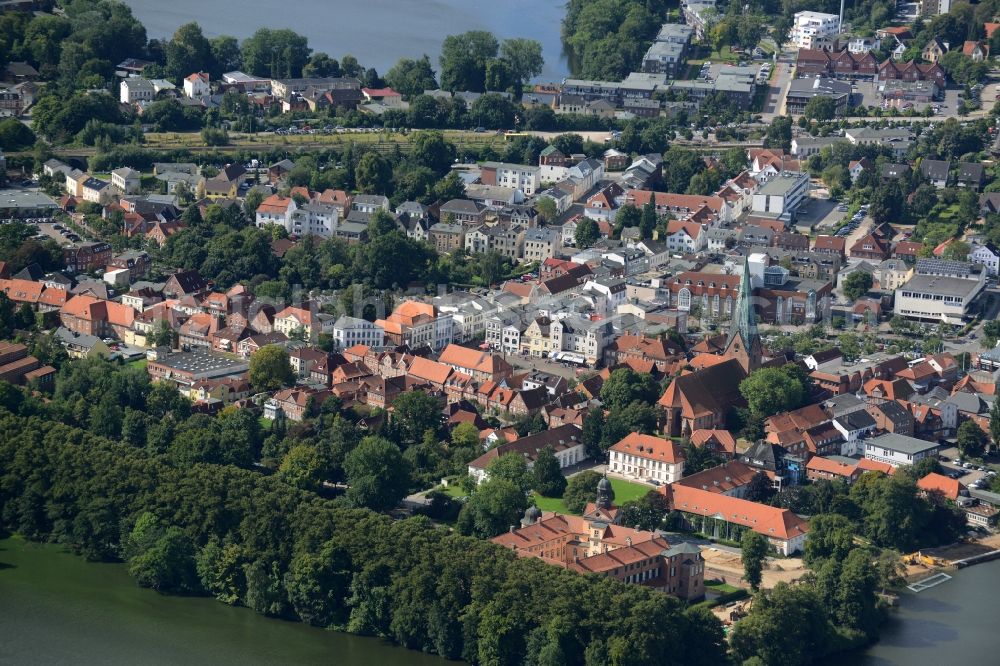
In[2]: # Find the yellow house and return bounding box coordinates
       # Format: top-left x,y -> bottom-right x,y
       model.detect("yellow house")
203,177 -> 238,199
521,316 -> 554,357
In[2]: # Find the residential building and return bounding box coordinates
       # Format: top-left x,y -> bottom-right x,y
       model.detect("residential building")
864,432 -> 939,467
330,316 -> 384,351
120,77 -> 154,105
791,11 -> 841,49
969,242 -> 1000,276
429,222 -> 466,253
375,300 -> 454,351
920,159 -> 951,188
785,77 -> 851,115
522,227 -> 560,262
479,162 -> 541,195
63,241 -> 112,274
468,424 -> 586,484
111,167 -> 140,195
609,433 -> 684,484
894,271 -> 986,324
183,72 -> 210,98
493,480 -> 705,599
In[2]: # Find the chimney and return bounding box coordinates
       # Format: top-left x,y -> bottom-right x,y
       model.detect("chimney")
509,525 -> 515,533
626,537 -> 632,547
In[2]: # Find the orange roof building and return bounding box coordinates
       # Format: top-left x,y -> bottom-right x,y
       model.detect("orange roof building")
661,484 -> 809,555
917,472 -> 963,501
609,432 -> 685,484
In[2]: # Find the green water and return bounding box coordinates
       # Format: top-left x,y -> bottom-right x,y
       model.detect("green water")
0,537 -> 452,666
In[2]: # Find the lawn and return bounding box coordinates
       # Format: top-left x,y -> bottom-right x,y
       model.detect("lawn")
532,478 -> 652,516
705,580 -> 740,595
609,478 -> 653,504
532,493 -> 570,513
127,358 -> 148,370
439,484 -> 468,499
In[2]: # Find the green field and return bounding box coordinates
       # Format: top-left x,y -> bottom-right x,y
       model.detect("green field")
532,478 -> 652,515
127,358 -> 148,370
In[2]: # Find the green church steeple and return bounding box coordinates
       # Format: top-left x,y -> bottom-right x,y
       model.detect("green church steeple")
729,255 -> 758,348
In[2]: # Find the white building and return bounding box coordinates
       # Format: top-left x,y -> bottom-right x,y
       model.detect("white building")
289,203 -> 340,238
255,194 -> 298,233
550,316 -> 614,367
791,11 -> 841,49
970,242 -> 1000,276
183,72 -> 210,98
330,316 -> 384,350
480,162 -> 541,196
521,227 -> 560,262
864,433 -> 939,468
751,171 -> 809,224
111,167 -> 140,195
120,77 -> 154,105
609,433 -> 685,484
894,273 -> 986,324
467,424 -> 586,485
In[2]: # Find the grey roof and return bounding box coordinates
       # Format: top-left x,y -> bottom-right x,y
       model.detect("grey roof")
441,198 -> 483,214
867,432 -> 939,455
916,258 -> 973,278
787,77 -> 852,98
946,391 -> 992,415
920,159 -> 951,181
0,189 -> 59,210
897,274 -> 983,299
881,163 -> 911,178
54,327 -> 102,350
957,162 -> 985,183
835,409 -> 876,431
757,171 -> 808,196
523,227 -> 560,242
352,194 -> 389,207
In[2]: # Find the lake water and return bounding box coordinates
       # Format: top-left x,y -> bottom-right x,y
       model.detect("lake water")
0,537 -> 451,666
123,0 -> 570,81
829,560 -> 1000,665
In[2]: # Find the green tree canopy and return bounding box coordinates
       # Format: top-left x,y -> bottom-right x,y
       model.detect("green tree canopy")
343,435 -> 411,512
248,345 -> 294,393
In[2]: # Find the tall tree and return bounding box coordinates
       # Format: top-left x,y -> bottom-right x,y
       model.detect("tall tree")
343,436 -> 411,511
248,345 -> 294,392
532,447 -> 567,497
741,530 -> 768,592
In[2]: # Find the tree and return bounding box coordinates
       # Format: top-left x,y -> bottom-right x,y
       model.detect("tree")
989,398 -> 1000,452
487,452 -> 532,494
532,447 -> 567,497
343,436 -> 411,512
744,472 -> 775,503
640,199 -> 657,239
869,181 -> 905,226
456,477 -> 529,538
803,96 -> 837,121
390,390 -> 443,444
499,38 -> 544,88
210,36 -> 242,77
410,131 -> 455,174
763,116 -> 792,152
741,530 -> 768,592
843,271 -> 874,301
278,443 -> 324,490
730,582 -> 834,666
535,196 -> 557,224
439,31 -> 499,92
599,368 -> 660,412
573,217 -> 600,248
771,17 -> 792,50
240,28 -> 311,79
614,204 -> 641,238
284,540 -> 351,627
803,514 -> 856,567
618,491 -> 670,531
0,118 -> 35,150
956,420 -> 986,460
165,22 -> 213,79
563,471 -> 602,514
739,366 -> 806,420
355,152 -> 392,195
248,345 -> 294,392
384,55 -> 438,99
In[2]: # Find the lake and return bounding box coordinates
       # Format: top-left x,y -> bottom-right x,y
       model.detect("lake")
0,536 -> 451,666
123,0 -> 570,81
829,560 -> 1000,665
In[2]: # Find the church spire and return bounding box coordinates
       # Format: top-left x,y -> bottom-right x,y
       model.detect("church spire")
729,255 -> 757,348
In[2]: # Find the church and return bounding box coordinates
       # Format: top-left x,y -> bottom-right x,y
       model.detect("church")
659,257 -> 764,437
492,477 -> 705,600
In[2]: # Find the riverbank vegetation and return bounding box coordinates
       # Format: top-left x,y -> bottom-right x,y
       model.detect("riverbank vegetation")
0,407 -> 728,665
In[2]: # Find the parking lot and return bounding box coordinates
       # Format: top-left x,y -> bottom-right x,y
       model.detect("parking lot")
794,196 -> 844,233
34,221 -> 78,246
937,447 -> 996,490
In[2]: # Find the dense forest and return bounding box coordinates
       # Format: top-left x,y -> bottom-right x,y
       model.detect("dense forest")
0,407 -> 729,666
